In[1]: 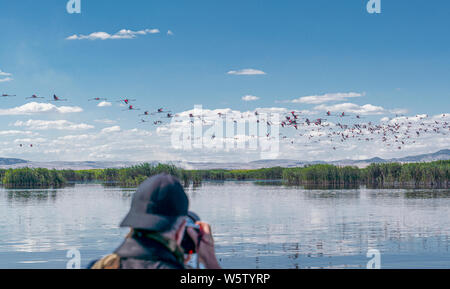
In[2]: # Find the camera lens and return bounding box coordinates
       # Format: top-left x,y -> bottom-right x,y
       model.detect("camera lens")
181,211 -> 200,254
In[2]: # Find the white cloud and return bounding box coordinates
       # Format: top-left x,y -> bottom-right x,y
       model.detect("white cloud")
0,69 -> 13,83
0,102 -> 83,116
0,69 -> 12,77
314,103 -> 386,115
94,119 -> 117,125
67,28 -> 160,40
291,92 -> 364,104
0,69 -> 12,82
242,95 -> 260,101
101,126 -> 121,133
14,138 -> 47,144
389,108 -> 409,115
0,130 -> 37,136
37,128 -> 154,161
227,69 -> 266,75
56,134 -> 93,142
14,120 -> 94,131
97,101 -> 112,107
167,30 -> 174,36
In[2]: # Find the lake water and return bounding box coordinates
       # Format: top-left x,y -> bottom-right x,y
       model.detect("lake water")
0,181 -> 449,269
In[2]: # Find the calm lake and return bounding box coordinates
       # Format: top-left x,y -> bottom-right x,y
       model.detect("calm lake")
0,181 -> 449,269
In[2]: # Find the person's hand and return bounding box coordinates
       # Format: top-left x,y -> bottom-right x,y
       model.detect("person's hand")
187,222 -> 221,269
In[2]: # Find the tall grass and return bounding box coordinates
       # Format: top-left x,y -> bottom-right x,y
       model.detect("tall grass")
2,168 -> 66,188
1,161 -> 448,189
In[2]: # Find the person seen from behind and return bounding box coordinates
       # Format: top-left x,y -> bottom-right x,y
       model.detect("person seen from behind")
90,174 -> 221,269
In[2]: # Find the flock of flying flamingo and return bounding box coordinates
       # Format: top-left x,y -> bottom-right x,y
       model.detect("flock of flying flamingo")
1,92 -> 448,152
275,110 -> 448,151
179,109 -> 448,151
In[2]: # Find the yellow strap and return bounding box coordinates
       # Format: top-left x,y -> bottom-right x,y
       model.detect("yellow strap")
91,254 -> 121,269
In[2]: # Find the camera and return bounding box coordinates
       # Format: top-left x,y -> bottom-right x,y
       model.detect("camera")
181,211 -> 200,254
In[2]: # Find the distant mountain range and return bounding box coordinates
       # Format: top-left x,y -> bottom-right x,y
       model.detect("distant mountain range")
328,149 -> 450,168
0,149 -> 449,170
0,160 -> 139,170
0,158 -> 28,166
177,149 -> 450,170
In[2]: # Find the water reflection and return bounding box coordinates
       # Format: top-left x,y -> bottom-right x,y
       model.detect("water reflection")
7,190 -> 58,203
0,182 -> 449,269
186,182 -> 450,268
404,191 -> 450,199
302,189 -> 360,199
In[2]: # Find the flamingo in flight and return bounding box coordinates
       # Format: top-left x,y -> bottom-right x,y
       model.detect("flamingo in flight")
26,94 -> 44,99
124,105 -> 140,111
118,98 -> 136,105
52,94 -> 68,101
152,108 -> 171,115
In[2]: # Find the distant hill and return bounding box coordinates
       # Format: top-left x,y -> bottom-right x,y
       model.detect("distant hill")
179,149 -> 450,170
0,158 -> 28,166
331,149 -> 450,168
393,149 -> 450,163
0,160 -> 138,170
0,149 -> 449,170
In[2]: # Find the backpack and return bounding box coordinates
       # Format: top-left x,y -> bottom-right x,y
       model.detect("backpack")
90,254 -> 121,269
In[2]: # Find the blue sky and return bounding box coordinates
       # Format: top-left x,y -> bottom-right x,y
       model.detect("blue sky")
0,0 -> 449,162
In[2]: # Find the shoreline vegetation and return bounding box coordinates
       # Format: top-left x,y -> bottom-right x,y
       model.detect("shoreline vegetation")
0,161 -> 449,189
